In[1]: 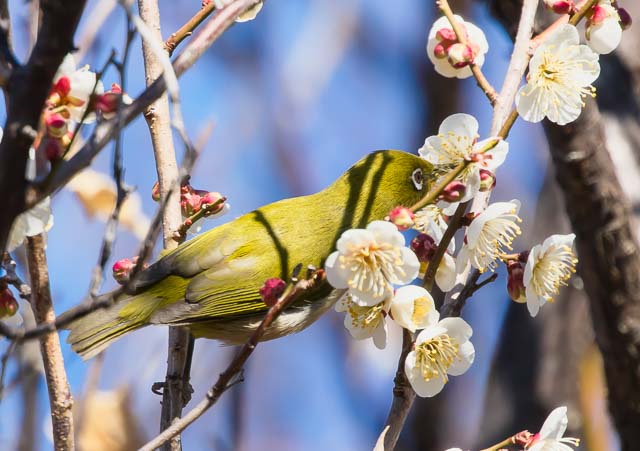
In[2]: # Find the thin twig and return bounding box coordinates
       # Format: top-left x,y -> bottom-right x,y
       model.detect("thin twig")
164,2 -> 217,56
138,268 -> 325,451
0,340 -> 17,402
75,0 -> 117,62
26,234 -> 74,450
436,0 -> 498,105
440,270 -> 498,319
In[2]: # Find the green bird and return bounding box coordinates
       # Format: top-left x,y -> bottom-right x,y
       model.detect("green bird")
67,150 -> 435,359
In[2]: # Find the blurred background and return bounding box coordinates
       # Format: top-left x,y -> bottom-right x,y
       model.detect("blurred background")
1,0 -> 639,449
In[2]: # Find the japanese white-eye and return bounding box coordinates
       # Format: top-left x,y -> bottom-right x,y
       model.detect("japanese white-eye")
67,150 -> 435,359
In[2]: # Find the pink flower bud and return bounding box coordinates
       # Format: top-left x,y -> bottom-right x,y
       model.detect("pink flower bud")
386,206 -> 415,231
512,430 -> 534,448
44,139 -> 64,162
479,169 -> 496,192
0,288 -> 18,318
151,182 -> 161,202
112,257 -> 138,284
181,190 -> 202,217
202,0 -> 212,6
542,0 -> 574,15
618,7 -> 632,30
410,233 -> 437,263
433,43 -> 448,59
198,191 -> 226,216
45,112 -> 68,139
589,4 -> 609,25
93,84 -> 126,115
435,28 -> 457,42
441,181 -> 466,203
506,261 -> 526,303
447,43 -> 474,68
259,278 -> 286,307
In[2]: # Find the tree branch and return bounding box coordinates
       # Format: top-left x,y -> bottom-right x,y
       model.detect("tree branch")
0,0 -> 87,253
138,269 -> 326,451
26,234 -> 74,450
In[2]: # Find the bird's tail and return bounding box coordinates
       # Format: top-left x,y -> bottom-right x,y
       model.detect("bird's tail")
65,290 -> 155,360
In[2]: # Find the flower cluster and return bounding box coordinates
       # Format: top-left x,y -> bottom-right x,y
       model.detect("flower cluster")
37,54 -> 129,162
427,16 -> 489,79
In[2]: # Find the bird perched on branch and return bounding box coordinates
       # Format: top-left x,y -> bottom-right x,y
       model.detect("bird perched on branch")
67,150 -> 435,359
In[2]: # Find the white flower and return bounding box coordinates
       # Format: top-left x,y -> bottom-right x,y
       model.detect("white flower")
436,252 -> 457,292
405,315 -> 475,397
325,221 -> 420,306
389,285 -> 438,332
335,293 -> 389,349
214,0 -> 263,22
419,113 -> 508,204
426,15 -> 489,79
524,234 -> 578,317
528,406 -> 580,450
457,200 -> 522,272
7,198 -> 54,252
516,24 -> 600,126
54,54 -> 104,123
414,204 -> 455,253
586,1 -> 622,55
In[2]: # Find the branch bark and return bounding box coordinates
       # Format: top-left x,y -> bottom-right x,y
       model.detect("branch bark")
0,0 -> 87,253
26,234 -> 74,450
136,1 -> 193,448
543,100 -> 640,451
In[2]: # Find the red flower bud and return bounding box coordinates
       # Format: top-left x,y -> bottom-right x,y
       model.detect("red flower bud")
151,182 -> 161,202
479,169 -> 496,192
590,4 -> 608,25
112,257 -> 138,284
433,43 -> 448,59
435,28 -> 457,42
441,181 -> 466,203
0,288 -> 19,318
194,190 -> 226,216
260,278 -> 286,307
45,112 -> 68,139
386,206 -> 415,231
513,430 -> 534,448
447,43 -> 475,68
618,7 -> 632,30
507,261 -> 526,303
542,0 -> 574,15
44,139 -> 64,162
410,233 -> 437,263
181,190 -> 203,217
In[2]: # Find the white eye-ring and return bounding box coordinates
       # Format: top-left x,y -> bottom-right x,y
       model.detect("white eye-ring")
411,168 -> 423,190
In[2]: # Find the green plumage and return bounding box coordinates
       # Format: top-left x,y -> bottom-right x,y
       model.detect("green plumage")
67,150 -> 435,358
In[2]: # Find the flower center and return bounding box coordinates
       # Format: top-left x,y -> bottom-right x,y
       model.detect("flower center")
348,301 -> 385,329
339,243 -> 405,297
531,245 -> 577,301
412,296 -> 432,325
473,209 -> 522,271
415,333 -> 459,383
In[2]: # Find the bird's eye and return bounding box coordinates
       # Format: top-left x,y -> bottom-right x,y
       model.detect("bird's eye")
411,168 -> 424,190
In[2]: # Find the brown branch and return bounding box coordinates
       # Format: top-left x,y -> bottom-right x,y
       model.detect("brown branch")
0,0 -> 87,253
543,99 -> 640,451
136,0 -> 195,446
164,2 -> 217,56
26,234 -> 74,450
440,270 -> 498,318
138,269 -> 325,451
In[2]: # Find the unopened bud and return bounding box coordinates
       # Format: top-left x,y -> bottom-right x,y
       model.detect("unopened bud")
435,28 -> 457,42
433,43 -> 448,59
513,430 -> 534,448
45,112 -> 68,139
410,233 -> 437,263
181,190 -> 202,217
589,4 -> 609,26
479,169 -> 496,192
93,84 -> 130,115
507,261 -> 526,303
386,206 -> 415,231
447,43 -> 474,68
542,0 -> 574,14
151,182 -> 161,202
197,191 -> 226,216
0,288 -> 19,318
260,278 -> 286,307
112,257 -> 138,284
441,181 -> 466,203
618,7 -> 632,30
44,139 -> 64,162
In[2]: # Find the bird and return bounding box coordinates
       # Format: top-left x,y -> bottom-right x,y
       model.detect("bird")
67,150 -> 435,359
